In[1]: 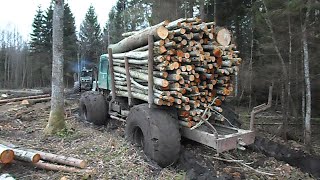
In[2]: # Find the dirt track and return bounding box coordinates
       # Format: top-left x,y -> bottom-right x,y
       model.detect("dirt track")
0,96 -> 317,179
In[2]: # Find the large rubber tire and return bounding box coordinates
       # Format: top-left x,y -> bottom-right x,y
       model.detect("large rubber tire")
79,91 -> 109,125
125,104 -> 181,167
220,104 -> 242,128
73,81 -> 80,93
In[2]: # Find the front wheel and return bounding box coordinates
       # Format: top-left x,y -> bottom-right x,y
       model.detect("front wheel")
72,81 -> 80,93
125,104 -> 181,167
79,91 -> 109,125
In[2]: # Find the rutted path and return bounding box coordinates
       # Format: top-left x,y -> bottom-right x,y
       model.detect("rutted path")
251,136 -> 320,178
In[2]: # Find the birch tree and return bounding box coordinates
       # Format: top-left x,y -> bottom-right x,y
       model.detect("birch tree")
301,0 -> 312,149
44,0 -> 66,134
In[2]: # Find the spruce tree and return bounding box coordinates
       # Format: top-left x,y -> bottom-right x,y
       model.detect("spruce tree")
63,3 -> 78,85
42,2 -> 77,86
104,7 -> 117,45
30,6 -> 45,53
30,6 -> 49,87
43,3 -> 53,54
79,5 -> 102,64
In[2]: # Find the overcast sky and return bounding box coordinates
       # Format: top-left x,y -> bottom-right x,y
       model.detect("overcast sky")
0,0 -> 117,40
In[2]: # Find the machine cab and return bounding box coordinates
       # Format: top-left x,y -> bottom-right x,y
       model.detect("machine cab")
98,54 -> 111,90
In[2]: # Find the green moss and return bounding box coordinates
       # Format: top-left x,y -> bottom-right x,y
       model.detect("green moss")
56,128 -> 75,138
44,109 -> 66,135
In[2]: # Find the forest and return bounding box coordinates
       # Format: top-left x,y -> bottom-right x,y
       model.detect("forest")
0,0 -> 320,179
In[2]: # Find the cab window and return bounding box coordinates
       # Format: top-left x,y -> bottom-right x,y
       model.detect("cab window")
100,59 -> 108,73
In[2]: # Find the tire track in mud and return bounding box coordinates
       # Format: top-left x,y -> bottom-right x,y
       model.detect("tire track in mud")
250,136 -> 320,178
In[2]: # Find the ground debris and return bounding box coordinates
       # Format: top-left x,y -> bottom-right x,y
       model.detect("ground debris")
0,98 -> 317,179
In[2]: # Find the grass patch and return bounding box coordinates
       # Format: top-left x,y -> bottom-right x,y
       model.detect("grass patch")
56,128 -> 75,138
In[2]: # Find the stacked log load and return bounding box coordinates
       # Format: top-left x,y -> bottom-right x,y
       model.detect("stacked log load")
108,17 -> 241,128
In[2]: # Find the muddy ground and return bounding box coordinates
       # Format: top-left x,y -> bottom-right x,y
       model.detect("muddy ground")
0,95 -> 318,179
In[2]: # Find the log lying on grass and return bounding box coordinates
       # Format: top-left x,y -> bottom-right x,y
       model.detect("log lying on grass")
0,139 -> 90,173
12,149 -> 40,163
32,160 -> 93,173
34,150 -> 87,169
0,144 -> 40,163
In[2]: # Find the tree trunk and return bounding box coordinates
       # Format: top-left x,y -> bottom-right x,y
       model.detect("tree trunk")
302,0 -> 312,149
214,0 -> 217,24
199,0 -> 206,21
281,84 -> 288,140
287,3 -> 292,121
45,0 -> 66,134
262,0 -> 289,141
249,0 -> 254,110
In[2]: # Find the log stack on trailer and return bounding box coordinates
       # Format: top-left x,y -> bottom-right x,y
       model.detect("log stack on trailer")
108,17 -> 241,128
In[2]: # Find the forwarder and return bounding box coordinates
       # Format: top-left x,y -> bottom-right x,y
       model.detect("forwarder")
79,18 -> 255,167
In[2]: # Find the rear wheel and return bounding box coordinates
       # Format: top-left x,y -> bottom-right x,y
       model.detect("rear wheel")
79,91 -> 109,125
125,104 -> 181,167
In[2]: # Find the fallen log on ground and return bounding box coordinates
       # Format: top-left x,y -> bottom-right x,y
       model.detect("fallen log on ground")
32,160 -> 93,173
0,94 -> 50,104
13,149 -> 40,163
0,139 -> 87,169
21,97 -> 51,106
33,150 -> 87,169
0,89 -> 44,96
0,144 -> 40,163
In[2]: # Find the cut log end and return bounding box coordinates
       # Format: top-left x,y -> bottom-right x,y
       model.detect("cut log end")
162,80 -> 169,88
216,28 -> 231,46
0,149 -> 14,164
214,99 -> 222,106
157,26 -> 169,40
176,50 -> 184,57
79,161 -> 87,169
32,154 -> 41,163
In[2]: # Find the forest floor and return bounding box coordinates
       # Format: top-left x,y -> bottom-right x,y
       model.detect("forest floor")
0,93 -> 319,180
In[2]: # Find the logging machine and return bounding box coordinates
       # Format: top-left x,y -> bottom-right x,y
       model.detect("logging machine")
73,67 -> 98,92
79,18 -> 256,167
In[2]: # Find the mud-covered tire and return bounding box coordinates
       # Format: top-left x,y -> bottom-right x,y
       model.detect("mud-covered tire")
73,81 -> 80,93
125,104 -> 181,167
79,91 -> 109,125
221,104 -> 242,128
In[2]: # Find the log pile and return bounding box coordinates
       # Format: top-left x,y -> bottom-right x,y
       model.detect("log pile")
0,140 -> 92,173
109,17 -> 241,128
